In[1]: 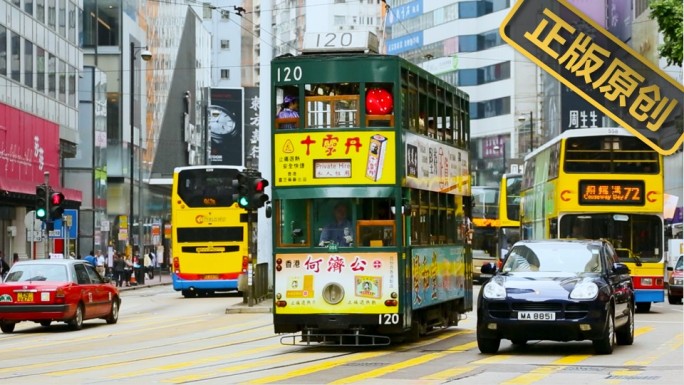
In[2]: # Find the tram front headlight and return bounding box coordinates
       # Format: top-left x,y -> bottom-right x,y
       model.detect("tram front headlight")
322,283 -> 345,305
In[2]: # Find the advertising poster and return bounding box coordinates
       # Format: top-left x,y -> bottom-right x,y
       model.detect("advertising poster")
274,252 -> 398,314
209,88 -> 244,166
405,132 -> 470,195
411,246 -> 467,309
273,131 -> 396,186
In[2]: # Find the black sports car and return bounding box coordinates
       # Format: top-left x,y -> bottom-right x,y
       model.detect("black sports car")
477,239 -> 635,355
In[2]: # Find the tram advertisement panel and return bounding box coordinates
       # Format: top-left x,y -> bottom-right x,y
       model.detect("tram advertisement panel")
405,132 -> 470,195
273,131 -> 396,186
411,246 -> 467,310
274,252 -> 398,314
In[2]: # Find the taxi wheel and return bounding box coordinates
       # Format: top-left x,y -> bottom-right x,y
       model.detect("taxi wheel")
106,299 -> 120,324
40,320 -> 52,327
69,304 -> 84,330
0,322 -> 16,333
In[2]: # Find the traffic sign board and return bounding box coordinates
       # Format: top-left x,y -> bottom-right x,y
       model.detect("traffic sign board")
24,211 -> 42,231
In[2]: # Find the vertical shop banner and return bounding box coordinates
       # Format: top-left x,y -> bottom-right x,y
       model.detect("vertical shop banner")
244,87 -> 260,167
209,88 -> 244,166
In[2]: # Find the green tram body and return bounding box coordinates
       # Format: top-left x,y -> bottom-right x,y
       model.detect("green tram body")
271,51 -> 473,345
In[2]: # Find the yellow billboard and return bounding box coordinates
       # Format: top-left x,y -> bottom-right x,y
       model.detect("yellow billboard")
274,131 -> 396,186
500,0 -> 684,155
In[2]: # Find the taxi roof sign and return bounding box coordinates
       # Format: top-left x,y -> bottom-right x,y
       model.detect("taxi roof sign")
500,0 -> 684,155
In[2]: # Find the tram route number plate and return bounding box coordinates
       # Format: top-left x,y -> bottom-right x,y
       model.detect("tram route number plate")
517,311 -> 555,321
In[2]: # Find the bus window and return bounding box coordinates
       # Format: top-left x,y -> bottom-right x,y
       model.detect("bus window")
277,200 -> 309,246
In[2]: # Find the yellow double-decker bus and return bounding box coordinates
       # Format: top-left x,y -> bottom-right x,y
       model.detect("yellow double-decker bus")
471,173 -> 522,282
170,166 -> 249,298
520,127 -> 664,312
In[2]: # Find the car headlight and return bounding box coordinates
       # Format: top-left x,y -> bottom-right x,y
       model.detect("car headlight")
483,280 -> 506,299
570,281 -> 599,299
674,278 -> 683,286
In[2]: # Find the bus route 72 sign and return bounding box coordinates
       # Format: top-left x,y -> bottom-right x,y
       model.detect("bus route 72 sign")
500,0 -> 683,155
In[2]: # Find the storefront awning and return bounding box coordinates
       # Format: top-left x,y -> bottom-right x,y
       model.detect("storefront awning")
0,177 -> 82,203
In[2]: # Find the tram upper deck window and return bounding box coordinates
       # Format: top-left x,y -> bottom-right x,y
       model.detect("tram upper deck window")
304,83 -> 360,129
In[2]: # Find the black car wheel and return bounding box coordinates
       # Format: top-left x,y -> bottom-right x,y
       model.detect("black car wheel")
593,308 -> 615,354
106,299 -> 120,324
69,304 -> 84,330
667,292 -> 682,305
477,335 -> 501,354
635,302 -> 651,313
616,303 -> 634,346
0,322 -> 16,333
40,320 -> 52,327
511,339 -> 527,346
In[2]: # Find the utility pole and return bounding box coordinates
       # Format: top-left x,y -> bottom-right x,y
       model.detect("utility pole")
43,171 -> 50,257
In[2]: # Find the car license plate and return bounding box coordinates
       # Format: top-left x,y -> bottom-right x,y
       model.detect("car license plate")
17,292 -> 34,302
518,311 -> 555,321
203,275 -> 219,280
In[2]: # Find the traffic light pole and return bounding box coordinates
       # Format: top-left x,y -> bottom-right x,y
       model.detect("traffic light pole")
43,171 -> 50,257
247,209 -> 255,307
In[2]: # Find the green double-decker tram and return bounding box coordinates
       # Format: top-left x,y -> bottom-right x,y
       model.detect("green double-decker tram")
270,32 -> 473,345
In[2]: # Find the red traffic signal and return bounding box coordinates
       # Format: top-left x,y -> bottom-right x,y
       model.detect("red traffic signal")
250,177 -> 269,209
49,191 -> 65,220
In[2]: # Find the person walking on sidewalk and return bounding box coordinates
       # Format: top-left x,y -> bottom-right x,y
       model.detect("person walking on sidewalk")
112,252 -> 126,287
123,254 -> 133,287
95,250 -> 106,277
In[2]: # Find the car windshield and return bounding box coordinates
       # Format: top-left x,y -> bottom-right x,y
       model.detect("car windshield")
5,264 -> 68,282
502,243 -> 602,273
676,256 -> 683,271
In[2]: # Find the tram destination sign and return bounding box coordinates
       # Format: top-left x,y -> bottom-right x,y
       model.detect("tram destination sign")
500,0 -> 684,156
578,180 -> 645,206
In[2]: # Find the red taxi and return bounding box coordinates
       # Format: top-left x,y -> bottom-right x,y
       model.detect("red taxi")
0,259 -> 120,333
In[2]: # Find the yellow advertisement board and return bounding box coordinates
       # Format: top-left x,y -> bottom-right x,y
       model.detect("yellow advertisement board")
274,131 -> 396,186
274,252 -> 399,314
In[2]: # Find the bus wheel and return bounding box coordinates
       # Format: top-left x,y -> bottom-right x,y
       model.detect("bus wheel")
635,302 -> 651,313
182,290 -> 196,298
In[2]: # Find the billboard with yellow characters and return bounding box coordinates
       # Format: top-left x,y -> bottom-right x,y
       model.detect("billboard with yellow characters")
274,131 -> 396,186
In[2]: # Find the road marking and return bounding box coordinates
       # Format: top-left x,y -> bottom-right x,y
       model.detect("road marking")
606,332 -> 683,384
247,329 -> 472,384
329,341 -> 478,384
164,351 -> 302,384
421,354 -> 511,381
501,355 -> 590,385
44,324 -> 272,376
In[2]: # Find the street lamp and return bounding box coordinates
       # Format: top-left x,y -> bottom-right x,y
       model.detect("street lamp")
129,43 -> 152,260
517,111 -> 533,153
493,138 -> 506,175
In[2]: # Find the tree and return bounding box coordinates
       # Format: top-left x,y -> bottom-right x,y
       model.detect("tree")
649,0 -> 683,66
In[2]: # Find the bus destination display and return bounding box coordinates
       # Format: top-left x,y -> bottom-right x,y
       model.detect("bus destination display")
578,180 -> 645,205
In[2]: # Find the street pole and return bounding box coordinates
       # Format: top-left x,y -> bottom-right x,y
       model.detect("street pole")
129,42 -> 135,258
44,171 -> 50,258
528,111 -> 533,153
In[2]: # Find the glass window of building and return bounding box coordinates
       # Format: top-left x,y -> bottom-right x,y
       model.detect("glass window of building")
68,65 -> 76,107
11,0 -> 20,8
25,0 -> 34,15
220,39 -> 230,49
59,0 -> 67,37
24,39 -> 33,88
470,97 -> 510,120
36,0 -> 45,23
68,1 -> 76,43
36,46 -> 45,92
58,59 -> 66,103
220,69 -> 230,79
48,0 -> 56,30
10,32 -> 20,82
82,0 -> 119,46
0,25 -> 6,76
48,53 -> 56,98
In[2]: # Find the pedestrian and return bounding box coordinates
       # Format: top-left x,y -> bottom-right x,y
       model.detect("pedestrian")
112,253 -> 126,287
12,253 -> 19,266
123,255 -> 133,286
95,250 -> 106,277
84,250 -> 97,267
0,252 -> 10,279
144,251 -> 153,279
133,252 -> 144,285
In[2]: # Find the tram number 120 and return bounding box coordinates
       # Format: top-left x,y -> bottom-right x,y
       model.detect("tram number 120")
379,313 -> 399,325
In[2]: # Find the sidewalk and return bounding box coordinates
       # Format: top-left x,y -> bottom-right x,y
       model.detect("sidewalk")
118,271 -> 173,291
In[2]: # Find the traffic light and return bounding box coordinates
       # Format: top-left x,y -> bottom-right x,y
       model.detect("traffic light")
232,171 -> 250,209
250,174 -> 269,209
35,184 -> 48,221
49,191 -> 65,220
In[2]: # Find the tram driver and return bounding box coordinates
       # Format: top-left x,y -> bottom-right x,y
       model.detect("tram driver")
319,202 -> 354,247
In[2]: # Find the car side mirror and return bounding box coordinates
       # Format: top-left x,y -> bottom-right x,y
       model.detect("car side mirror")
481,262 -> 497,275
613,262 -> 631,275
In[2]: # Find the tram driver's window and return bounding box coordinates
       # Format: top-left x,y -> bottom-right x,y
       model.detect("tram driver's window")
277,200 -> 309,246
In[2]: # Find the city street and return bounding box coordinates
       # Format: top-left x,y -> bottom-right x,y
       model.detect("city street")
0,284 -> 681,385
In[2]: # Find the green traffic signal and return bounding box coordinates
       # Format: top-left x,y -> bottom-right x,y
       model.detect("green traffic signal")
238,195 -> 250,208
36,207 -> 47,219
